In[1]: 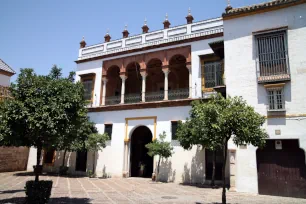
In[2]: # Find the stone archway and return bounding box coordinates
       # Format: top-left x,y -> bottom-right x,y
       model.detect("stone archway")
130,126 -> 153,178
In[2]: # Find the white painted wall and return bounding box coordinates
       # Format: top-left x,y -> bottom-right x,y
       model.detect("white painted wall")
0,74 -> 10,86
224,4 -> 306,194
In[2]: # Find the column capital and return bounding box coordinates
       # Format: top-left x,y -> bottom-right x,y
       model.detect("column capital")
102,77 -> 108,84
120,75 -> 128,81
140,71 -> 148,79
162,68 -> 170,76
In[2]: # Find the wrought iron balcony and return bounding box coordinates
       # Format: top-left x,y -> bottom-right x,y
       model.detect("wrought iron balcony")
105,95 -> 121,106
145,91 -> 164,102
168,88 -> 189,100
125,93 -> 141,104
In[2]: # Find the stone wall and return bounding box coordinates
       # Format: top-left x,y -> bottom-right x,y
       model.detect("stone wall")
0,147 -> 30,172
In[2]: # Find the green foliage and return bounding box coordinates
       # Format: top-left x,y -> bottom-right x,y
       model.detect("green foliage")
25,180 -> 53,204
85,133 -> 109,152
145,131 -> 173,159
177,94 -> 268,149
176,93 -> 268,203
87,170 -> 97,178
0,66 -> 91,182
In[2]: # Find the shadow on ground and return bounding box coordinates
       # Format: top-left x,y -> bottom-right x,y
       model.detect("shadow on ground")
0,197 -> 91,204
0,190 -> 24,195
13,172 -> 87,178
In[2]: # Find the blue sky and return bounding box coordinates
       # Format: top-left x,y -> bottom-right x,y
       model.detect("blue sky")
0,0 -> 264,82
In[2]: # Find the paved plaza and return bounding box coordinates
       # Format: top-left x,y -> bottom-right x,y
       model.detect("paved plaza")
0,172 -> 305,204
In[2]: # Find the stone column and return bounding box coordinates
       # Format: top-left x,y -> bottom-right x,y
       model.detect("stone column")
186,64 -> 192,98
120,75 -> 127,104
162,68 -> 170,100
101,77 -> 108,106
140,72 -> 147,102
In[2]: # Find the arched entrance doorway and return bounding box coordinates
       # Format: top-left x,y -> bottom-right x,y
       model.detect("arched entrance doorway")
130,126 -> 153,178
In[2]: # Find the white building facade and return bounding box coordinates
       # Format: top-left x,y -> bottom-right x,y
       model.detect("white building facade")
27,0 -> 306,199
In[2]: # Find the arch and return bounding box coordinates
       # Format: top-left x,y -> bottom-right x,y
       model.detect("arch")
166,46 -> 191,63
169,54 -> 189,90
125,62 -> 142,96
105,65 -> 121,105
146,58 -> 164,94
130,126 -> 153,177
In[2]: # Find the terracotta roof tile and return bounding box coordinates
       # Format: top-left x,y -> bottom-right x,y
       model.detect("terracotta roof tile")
223,0 -> 305,18
0,59 -> 15,74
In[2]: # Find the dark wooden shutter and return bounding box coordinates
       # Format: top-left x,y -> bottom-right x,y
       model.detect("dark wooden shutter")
171,121 -> 178,140
104,124 -> 113,140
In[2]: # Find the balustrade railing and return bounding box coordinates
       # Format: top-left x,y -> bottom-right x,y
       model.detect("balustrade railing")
105,95 -> 121,105
145,91 -> 164,102
125,93 -> 141,104
168,88 -> 189,100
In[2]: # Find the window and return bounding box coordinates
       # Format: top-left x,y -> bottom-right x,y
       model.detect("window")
171,121 -> 178,140
256,30 -> 289,77
203,61 -> 223,88
267,88 -> 285,111
82,79 -> 94,101
44,149 -> 55,165
104,124 -> 113,140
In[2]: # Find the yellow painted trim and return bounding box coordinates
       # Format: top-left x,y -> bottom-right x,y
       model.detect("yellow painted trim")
264,83 -> 286,89
124,116 -> 157,141
266,114 -> 306,119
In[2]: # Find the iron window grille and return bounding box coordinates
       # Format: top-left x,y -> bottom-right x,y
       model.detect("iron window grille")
82,79 -> 93,101
267,88 -> 285,111
255,30 -> 289,79
203,61 -> 223,88
104,124 -> 113,140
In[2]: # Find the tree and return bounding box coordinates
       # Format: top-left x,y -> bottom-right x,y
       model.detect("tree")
176,94 -> 268,204
0,66 -> 88,182
84,124 -> 109,176
145,131 -> 173,182
176,100 -> 223,186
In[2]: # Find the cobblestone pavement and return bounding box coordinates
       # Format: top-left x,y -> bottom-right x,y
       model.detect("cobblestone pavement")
0,172 -> 305,204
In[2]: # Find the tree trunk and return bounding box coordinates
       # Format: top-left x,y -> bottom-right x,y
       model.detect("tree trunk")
92,151 -> 95,175
222,140 -> 228,204
156,156 -> 161,182
211,150 -> 216,187
62,149 -> 67,167
35,146 -> 42,182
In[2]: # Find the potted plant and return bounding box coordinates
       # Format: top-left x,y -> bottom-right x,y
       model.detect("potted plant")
139,162 -> 146,177
59,166 -> 69,175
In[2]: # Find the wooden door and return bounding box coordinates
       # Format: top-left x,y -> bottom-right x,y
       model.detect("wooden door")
75,151 -> 87,172
257,140 -> 306,198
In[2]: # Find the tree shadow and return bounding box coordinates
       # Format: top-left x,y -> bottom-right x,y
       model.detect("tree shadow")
0,197 -> 91,204
181,146 -> 205,184
158,159 -> 176,182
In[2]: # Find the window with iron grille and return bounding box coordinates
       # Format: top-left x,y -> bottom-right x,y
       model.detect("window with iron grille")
82,79 -> 93,101
256,30 -> 289,77
104,124 -> 113,140
203,61 -> 223,88
171,121 -> 178,140
267,88 -> 285,111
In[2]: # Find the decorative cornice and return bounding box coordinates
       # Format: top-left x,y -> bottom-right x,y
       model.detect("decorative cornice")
76,18 -> 223,63
76,32 -> 223,64
223,0 -> 306,20
88,98 -> 203,112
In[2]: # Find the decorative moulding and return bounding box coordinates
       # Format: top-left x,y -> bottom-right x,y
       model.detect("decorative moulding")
168,27 -> 187,37
145,31 -> 164,41
125,36 -> 142,46
107,41 -> 123,49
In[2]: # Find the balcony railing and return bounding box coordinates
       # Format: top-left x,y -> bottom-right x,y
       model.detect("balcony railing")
125,93 -> 141,104
168,88 -> 189,100
145,91 -> 164,102
105,95 -> 121,106
0,86 -> 11,101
